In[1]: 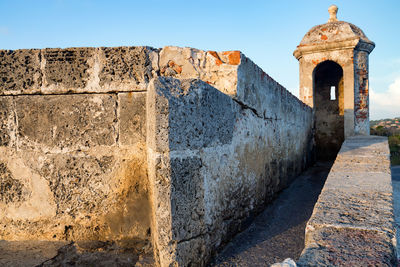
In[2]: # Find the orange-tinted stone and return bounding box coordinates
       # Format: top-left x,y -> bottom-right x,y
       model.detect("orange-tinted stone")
321,35 -> 328,40
208,51 -> 223,66
223,51 -> 241,65
173,64 -> 182,74
168,61 -> 175,67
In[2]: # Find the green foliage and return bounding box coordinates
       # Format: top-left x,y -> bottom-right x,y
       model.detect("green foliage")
371,120 -> 400,165
389,135 -> 400,148
391,155 -> 400,166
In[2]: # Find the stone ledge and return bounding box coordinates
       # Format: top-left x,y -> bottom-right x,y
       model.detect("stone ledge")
298,226 -> 396,267
298,135 -> 397,266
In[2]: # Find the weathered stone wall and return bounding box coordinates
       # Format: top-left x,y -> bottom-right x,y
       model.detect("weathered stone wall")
147,47 -> 313,266
298,136 -> 396,266
147,76 -> 313,266
0,46 -> 314,266
354,50 -> 370,135
0,48 -> 154,258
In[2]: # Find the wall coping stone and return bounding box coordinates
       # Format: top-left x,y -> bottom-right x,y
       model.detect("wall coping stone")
297,135 -> 397,266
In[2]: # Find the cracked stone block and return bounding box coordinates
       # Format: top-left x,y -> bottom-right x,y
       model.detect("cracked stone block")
118,92 -> 146,146
0,49 -> 42,94
42,48 -> 95,90
15,94 -> 117,152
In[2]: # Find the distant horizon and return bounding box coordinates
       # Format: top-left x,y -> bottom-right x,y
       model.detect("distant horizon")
371,116 -> 400,121
1,0 -> 399,120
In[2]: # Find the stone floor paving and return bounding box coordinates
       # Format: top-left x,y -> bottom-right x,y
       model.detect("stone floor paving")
209,161 -> 332,267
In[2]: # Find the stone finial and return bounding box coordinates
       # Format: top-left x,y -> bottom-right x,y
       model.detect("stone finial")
328,5 -> 338,22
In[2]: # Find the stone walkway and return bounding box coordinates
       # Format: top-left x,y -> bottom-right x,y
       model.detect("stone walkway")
209,162 -> 332,267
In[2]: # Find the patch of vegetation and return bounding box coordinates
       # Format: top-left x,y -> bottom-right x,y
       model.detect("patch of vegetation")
389,135 -> 400,165
371,118 -> 400,165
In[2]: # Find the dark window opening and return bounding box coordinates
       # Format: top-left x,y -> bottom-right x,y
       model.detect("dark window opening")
313,61 -> 344,160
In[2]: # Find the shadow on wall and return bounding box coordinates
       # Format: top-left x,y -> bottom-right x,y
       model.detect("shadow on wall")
148,78 -> 238,266
148,76 -> 315,266
209,161 -> 333,266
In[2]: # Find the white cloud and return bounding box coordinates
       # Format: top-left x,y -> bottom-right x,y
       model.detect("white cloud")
370,77 -> 400,120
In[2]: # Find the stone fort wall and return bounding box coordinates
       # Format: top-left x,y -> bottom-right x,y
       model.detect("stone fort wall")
0,46 -> 314,266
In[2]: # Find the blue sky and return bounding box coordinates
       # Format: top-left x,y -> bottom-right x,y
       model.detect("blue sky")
0,0 -> 399,119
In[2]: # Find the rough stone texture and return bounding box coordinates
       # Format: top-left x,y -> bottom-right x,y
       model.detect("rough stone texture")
0,241 -> 154,267
0,161 -> 28,204
0,91 -> 151,259
298,227 -> 395,267
0,149 -> 151,244
298,136 -> 396,266
37,153 -> 116,218
148,78 -> 236,152
99,46 -> 158,91
0,46 -> 158,95
146,78 -> 238,266
0,240 -> 68,267
298,21 -> 372,47
158,46 -> 239,96
15,94 -> 117,152
210,162 -> 331,267
170,156 -> 205,241
147,76 -> 313,266
0,45 -> 314,267
0,96 -> 15,147
0,49 -> 42,94
119,92 -> 147,146
42,48 -> 95,91
354,50 -> 370,135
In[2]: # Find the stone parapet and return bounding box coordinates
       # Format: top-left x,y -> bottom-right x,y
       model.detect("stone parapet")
0,45 -> 314,266
298,136 -> 397,266
146,76 -> 313,266
0,47 -> 158,95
